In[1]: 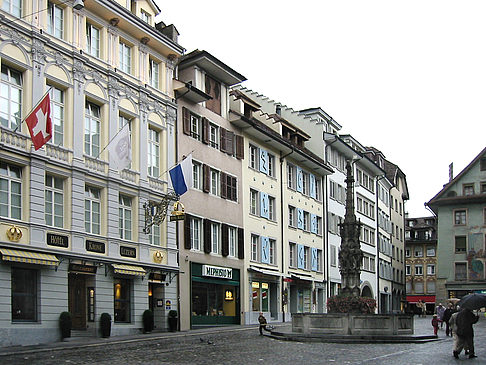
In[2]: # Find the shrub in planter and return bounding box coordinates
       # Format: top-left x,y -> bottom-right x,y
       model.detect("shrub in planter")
59,311 -> 72,339
327,295 -> 377,314
168,310 -> 178,332
143,309 -> 154,333
100,313 -> 112,338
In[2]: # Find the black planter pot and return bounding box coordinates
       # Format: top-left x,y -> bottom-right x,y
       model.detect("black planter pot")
59,311 -> 72,339
168,317 -> 178,332
100,313 -> 111,338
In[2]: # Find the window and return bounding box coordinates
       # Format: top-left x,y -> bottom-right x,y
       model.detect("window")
289,242 -> 296,267
85,186 -> 101,234
357,195 -> 375,219
330,245 -> 337,267
455,236 -> 467,253
192,161 -> 202,190
84,101 -> 101,157
463,184 -> 474,196
481,182 -> 486,194
140,9 -> 151,24
251,234 -> 259,261
427,264 -> 436,275
0,65 -> 22,130
269,239 -> 276,265
303,246 -> 309,270
288,205 -> 296,227
414,265 -> 423,276
148,128 -> 160,177
414,282 -> 424,294
2,0 -> 21,17
211,222 -> 220,254
405,247 -> 410,257
357,168 -> 374,193
315,178 -> 322,201
268,196 -> 276,221
228,226 -> 237,257
223,174 -> 237,202
190,114 -> 201,140
287,164 -> 295,189
249,145 -> 258,169
45,174 -> 63,227
86,22 -> 100,57
302,172 -> 308,195
405,265 -> 411,275
455,262 -> 467,281
414,246 -> 423,257
268,154 -> 275,177
250,189 -> 258,215
148,58 -> 159,89
49,87 -> 64,145
119,42 -> 131,74
209,122 -> 219,149
427,281 -> 436,294
426,246 -> 436,257
148,223 -> 160,245
360,225 -> 375,246
210,169 -> 219,196
0,162 -> 22,220
190,217 -> 201,250
119,195 -> 132,240
12,268 -> 37,321
47,1 -> 63,38
114,279 -> 131,323
303,211 -> 310,231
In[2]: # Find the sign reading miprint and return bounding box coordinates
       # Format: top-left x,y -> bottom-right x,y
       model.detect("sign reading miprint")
86,240 -> 105,254
202,264 -> 233,279
120,246 -> 136,258
47,233 -> 69,248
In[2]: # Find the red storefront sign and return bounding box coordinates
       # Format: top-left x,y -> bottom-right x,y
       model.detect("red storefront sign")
406,295 -> 436,304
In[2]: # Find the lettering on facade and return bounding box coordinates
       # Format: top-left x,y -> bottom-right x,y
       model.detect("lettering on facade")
202,265 -> 233,279
86,240 -> 105,254
69,263 -> 97,274
120,246 -> 136,258
47,233 -> 69,248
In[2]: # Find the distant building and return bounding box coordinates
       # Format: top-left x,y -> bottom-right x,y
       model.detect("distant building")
427,147 -> 486,303
404,216 -> 438,314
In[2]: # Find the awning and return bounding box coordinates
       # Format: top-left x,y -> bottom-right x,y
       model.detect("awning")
289,273 -> 314,282
0,248 -> 59,266
406,295 -> 436,304
249,266 -> 282,277
112,264 -> 146,276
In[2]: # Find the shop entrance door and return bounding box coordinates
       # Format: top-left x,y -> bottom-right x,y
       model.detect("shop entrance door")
69,274 -> 87,330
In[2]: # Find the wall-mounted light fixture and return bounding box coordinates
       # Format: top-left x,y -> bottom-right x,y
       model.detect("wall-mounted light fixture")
73,0 -> 84,10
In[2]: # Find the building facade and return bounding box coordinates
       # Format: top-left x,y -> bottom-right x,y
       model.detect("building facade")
404,216 -> 438,314
427,147 -> 486,304
0,0 -> 183,346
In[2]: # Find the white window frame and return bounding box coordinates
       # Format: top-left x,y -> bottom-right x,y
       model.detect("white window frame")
0,162 -> 22,220
268,196 -> 276,221
190,217 -> 201,251
251,234 -> 259,261
119,194 -> 132,240
47,1 -> 63,38
249,144 -> 258,169
148,128 -> 160,178
211,222 -> 220,254
414,264 -> 423,276
209,122 -> 219,149
269,239 -> 275,265
0,65 -> 22,130
148,222 -> 160,245
45,174 -> 63,228
192,161 -> 202,190
427,264 -> 435,275
86,22 -> 100,57
85,186 -> 101,234
250,189 -> 258,215
149,58 -> 159,89
2,0 -> 21,17
119,41 -> 131,74
228,226 -> 237,257
210,168 -> 219,196
49,87 -> 64,146
84,101 -> 101,157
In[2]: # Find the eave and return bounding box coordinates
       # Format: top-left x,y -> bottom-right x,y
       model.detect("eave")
173,79 -> 212,104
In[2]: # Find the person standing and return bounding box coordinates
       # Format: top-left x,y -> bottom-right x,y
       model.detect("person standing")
258,312 -> 267,335
443,304 -> 454,336
436,303 -> 445,328
454,307 -> 479,359
431,314 -> 439,335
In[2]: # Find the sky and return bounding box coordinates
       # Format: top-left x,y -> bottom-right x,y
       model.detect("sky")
156,1 -> 485,217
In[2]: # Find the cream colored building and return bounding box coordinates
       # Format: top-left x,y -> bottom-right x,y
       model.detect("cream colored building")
0,0 -> 182,346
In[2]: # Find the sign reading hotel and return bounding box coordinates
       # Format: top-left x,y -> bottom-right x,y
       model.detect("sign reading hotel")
202,265 -> 233,279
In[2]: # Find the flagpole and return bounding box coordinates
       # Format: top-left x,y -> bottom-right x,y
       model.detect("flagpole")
94,122 -> 130,160
13,86 -> 53,133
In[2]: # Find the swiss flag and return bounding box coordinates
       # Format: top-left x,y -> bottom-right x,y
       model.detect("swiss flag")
25,93 -> 52,150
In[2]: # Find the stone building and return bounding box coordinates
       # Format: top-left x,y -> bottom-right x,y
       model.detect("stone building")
0,0 -> 182,346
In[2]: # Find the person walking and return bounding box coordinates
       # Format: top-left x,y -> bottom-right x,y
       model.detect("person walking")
443,304 -> 454,336
258,312 -> 267,335
436,303 -> 445,328
431,314 -> 439,335
454,307 -> 479,359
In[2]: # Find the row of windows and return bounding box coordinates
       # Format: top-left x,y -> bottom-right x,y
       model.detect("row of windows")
405,245 -> 436,257
288,205 -> 322,235
461,182 -> 486,196
250,189 -> 276,221
0,161 -> 161,244
379,259 -> 393,280
378,209 -> 392,234
357,168 -> 374,193
357,195 -> 375,219
1,66 -> 164,178
192,162 -> 237,202
329,180 -> 346,204
289,242 -> 322,272
378,233 -> 392,257
405,264 -> 436,276
249,144 -> 276,177
329,245 -> 377,274
406,280 -> 436,294
251,234 -> 276,265
11,267 -> 132,323
454,208 -> 486,226
328,147 -> 346,172
328,212 -> 342,236
287,164 -> 322,201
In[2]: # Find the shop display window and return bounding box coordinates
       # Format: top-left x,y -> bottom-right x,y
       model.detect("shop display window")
114,278 -> 131,323
192,282 -> 236,317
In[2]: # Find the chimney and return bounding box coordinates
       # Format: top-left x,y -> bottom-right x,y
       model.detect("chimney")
449,162 -> 453,182
275,104 -> 281,116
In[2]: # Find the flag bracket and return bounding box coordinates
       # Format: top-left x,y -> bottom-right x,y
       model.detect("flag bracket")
143,192 -> 179,234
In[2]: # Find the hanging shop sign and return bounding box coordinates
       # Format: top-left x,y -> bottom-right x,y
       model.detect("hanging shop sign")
47,233 -> 69,248
86,240 -> 105,254
202,264 -> 233,279
120,246 -> 137,258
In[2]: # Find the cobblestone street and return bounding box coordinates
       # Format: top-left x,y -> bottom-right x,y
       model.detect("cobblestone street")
1,316 -> 485,365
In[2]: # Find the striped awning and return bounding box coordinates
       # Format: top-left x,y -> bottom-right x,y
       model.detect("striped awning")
112,264 -> 146,276
0,248 -> 59,266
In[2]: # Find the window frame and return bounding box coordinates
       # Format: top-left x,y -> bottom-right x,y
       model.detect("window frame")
86,22 -> 100,58
11,267 -> 38,322
0,64 -> 22,130
45,174 -> 64,228
2,0 -> 21,18
84,101 -> 101,157
84,185 -> 101,234
119,41 -> 132,74
190,217 -> 201,251
114,278 -> 131,323
149,58 -> 159,89
147,128 -> 160,178
49,86 -> 64,146
47,1 -> 64,38
414,264 -> 423,276
0,162 -> 22,220
118,194 -> 132,240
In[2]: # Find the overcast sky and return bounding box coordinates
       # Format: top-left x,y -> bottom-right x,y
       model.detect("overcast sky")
157,1 -> 485,217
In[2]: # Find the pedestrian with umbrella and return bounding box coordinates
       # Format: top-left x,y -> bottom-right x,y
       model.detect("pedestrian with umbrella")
453,293 -> 486,359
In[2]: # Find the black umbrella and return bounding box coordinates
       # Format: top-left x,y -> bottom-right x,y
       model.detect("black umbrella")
457,293 -> 486,310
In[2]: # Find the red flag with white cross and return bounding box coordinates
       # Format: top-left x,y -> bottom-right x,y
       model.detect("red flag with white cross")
25,93 -> 52,150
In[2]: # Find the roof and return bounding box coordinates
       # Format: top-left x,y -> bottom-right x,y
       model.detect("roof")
427,146 -> 486,210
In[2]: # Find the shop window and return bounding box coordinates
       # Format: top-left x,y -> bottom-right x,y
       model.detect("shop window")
12,267 -> 38,322
114,278 -> 131,323
252,282 -> 269,312
192,282 -> 236,317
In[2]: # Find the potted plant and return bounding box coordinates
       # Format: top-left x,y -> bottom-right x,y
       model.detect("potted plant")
100,312 -> 112,338
143,309 -> 154,333
168,310 -> 178,332
59,311 -> 72,339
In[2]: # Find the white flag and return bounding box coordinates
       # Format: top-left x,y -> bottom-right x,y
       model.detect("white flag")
108,123 -> 131,170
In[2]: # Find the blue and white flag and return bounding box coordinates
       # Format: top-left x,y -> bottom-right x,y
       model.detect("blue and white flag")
169,154 -> 193,196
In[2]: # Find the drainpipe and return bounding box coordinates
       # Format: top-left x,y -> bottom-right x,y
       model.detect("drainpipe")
280,147 -> 294,322
324,139 -> 337,301
375,174 -> 386,313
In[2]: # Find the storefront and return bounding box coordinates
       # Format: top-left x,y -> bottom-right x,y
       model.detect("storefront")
247,266 -> 281,323
288,275 -> 313,313
406,295 -> 436,314
191,263 -> 240,326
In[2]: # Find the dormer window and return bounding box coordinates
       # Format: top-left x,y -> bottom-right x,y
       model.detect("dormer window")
140,9 -> 151,24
